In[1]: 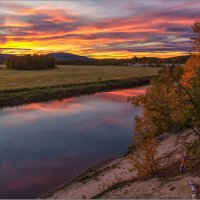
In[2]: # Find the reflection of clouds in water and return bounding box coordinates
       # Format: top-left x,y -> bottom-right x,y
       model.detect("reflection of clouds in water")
0,149 -> 101,197
0,160 -> 56,193
106,87 -> 146,97
77,108 -> 142,135
0,98 -> 82,122
0,111 -> 39,126
0,87 -> 145,198
0,103 -> 92,126
0,98 -> 75,115
0,145 -> 22,163
73,109 -> 135,132
96,87 -> 146,101
0,87 -> 145,127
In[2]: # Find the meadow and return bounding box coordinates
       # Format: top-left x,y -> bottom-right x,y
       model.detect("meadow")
0,65 -> 159,107
0,65 -> 159,91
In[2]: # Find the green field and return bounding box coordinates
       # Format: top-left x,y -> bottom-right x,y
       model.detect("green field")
0,65 -> 159,91
0,65 -> 159,107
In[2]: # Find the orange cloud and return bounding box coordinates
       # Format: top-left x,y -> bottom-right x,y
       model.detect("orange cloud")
0,0 -> 199,58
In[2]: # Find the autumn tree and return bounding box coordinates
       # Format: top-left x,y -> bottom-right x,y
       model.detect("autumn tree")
129,21 -> 200,177
180,21 -> 200,134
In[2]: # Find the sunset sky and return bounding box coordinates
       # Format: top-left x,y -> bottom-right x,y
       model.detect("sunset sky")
0,0 -> 200,58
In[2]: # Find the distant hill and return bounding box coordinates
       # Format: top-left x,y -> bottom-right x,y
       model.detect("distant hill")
47,53 -> 89,61
0,52 -> 89,62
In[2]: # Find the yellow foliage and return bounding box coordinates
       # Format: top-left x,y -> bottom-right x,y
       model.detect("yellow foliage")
130,117 -> 159,177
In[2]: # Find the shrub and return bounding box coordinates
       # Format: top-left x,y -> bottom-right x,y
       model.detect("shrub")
129,116 -> 159,177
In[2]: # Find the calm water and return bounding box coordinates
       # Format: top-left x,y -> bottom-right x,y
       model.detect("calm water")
0,87 -> 145,198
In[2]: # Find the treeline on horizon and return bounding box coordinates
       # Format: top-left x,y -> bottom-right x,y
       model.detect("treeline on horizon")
56,55 -> 189,66
0,54 -> 189,67
6,54 -> 55,70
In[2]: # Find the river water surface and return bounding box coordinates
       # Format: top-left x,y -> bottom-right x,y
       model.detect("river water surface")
0,87 -> 145,198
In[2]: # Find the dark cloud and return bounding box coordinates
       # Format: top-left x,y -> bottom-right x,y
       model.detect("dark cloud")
155,8 -> 200,20
127,46 -> 191,53
3,12 -> 89,36
0,16 -> 7,44
165,26 -> 191,33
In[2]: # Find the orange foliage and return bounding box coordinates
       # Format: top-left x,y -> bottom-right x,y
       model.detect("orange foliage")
182,54 -> 200,88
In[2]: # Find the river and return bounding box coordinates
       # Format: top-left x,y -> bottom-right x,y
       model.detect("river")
0,86 -> 145,198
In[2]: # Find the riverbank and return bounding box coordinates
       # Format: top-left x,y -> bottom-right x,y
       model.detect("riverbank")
0,76 -> 153,108
0,65 -> 159,108
41,129 -> 199,199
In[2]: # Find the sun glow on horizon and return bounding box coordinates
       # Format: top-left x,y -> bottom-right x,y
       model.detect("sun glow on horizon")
0,0 -> 199,58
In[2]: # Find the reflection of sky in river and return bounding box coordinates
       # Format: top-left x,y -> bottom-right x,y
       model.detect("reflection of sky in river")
0,87 -> 145,198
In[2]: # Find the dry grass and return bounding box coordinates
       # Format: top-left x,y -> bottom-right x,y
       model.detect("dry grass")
0,65 -> 159,91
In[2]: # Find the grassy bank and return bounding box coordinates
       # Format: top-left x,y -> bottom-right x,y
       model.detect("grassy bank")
0,76 -> 154,108
0,65 -> 159,108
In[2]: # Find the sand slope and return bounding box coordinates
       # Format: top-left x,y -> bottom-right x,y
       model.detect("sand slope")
42,129 -> 199,199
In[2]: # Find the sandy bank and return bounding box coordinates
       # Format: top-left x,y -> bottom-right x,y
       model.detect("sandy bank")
41,129 -> 199,199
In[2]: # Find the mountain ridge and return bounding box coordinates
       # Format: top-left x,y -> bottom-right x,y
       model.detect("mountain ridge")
47,52 -> 89,61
